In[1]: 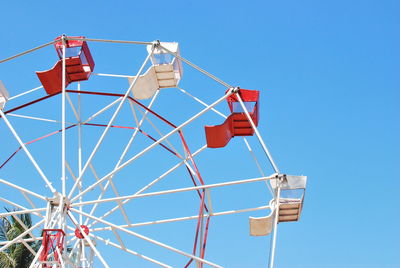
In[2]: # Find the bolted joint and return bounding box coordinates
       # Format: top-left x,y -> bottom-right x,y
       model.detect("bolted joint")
47,193 -> 71,210
276,173 -> 287,184
270,173 -> 286,189
152,39 -> 161,49
227,87 -> 240,95
279,174 -> 287,181
61,34 -> 67,45
231,86 -> 240,93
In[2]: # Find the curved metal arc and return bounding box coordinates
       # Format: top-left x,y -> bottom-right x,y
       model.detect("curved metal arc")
70,208 -> 223,268
72,175 -> 277,207
68,47 -> 156,199
70,89 -> 234,203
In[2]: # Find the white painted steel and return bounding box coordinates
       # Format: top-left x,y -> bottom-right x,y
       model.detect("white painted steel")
91,234 -> 172,268
177,87 -> 274,195
12,239 -> 35,256
0,207 -> 46,217
0,37 -> 304,267
65,92 -> 80,121
62,42 -> 66,197
63,87 -> 132,227
0,110 -> 57,193
72,175 -> 277,207
135,105 -> 182,157
87,145 -> 207,228
0,197 -> 44,218
71,89 -> 234,202
77,83 -> 85,268
7,113 -> 72,124
68,47 -> 155,199
11,214 -> 38,242
268,185 -> 281,268
68,212 -> 110,268
0,40 -> 57,64
0,179 -> 46,200
159,44 -> 232,89
83,90 -> 161,225
71,208 -> 223,268
0,237 -> 43,246
235,93 -> 280,173
21,192 -> 37,211
66,37 -> 152,45
0,219 -> 44,253
93,73 -> 134,78
8,86 -> 43,101
28,245 -> 44,268
90,205 -> 271,231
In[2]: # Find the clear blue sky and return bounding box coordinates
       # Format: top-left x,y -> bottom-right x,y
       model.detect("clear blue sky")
0,0 -> 399,267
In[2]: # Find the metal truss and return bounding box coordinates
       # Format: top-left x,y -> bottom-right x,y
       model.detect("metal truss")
0,37 -> 282,268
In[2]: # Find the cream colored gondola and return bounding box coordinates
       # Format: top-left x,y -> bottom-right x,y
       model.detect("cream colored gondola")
273,175 -> 307,223
249,200 -> 275,236
128,42 -> 183,99
249,175 -> 307,236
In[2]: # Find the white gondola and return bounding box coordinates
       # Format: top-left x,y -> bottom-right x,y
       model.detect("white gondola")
128,42 -> 183,99
249,175 -> 307,236
272,175 -> 307,222
249,200 -> 275,236
0,80 -> 9,110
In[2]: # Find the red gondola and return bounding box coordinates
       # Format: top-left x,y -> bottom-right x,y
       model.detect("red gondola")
205,88 -> 260,148
36,35 -> 95,95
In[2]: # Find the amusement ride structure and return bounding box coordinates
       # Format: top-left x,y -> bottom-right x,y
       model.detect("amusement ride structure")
0,35 -> 307,267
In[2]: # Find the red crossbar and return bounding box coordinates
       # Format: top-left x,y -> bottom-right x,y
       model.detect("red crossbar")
65,90 -> 177,128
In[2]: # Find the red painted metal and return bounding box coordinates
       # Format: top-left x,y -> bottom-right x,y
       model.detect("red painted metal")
200,216 -> 211,260
0,122 -> 183,171
40,229 -> 65,267
65,90 -> 178,128
1,93 -> 60,116
84,123 -> 182,159
179,131 -> 205,185
36,36 -> 95,95
74,225 -> 89,239
54,36 -> 95,70
0,89 -> 211,263
184,190 -> 206,268
178,130 -> 210,211
0,91 -> 180,170
0,147 -> 21,169
36,61 -> 71,95
189,216 -> 211,268
0,124 -> 77,170
205,88 -> 260,148
226,88 -> 259,118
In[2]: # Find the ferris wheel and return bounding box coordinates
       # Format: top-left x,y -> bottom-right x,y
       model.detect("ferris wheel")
0,35 -> 307,268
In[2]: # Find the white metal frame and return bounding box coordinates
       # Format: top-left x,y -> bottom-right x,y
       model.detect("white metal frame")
0,37 -> 295,268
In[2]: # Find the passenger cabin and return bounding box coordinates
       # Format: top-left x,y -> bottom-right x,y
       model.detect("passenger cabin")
204,89 -> 260,148
249,200 -> 275,236
36,36 -> 95,95
273,175 -> 307,222
0,80 -> 9,110
128,42 -> 183,99
249,175 -> 307,236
